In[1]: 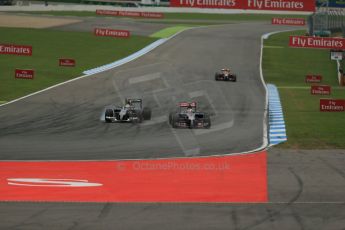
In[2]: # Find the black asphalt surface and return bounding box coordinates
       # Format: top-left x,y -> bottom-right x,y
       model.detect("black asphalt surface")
0,22 -> 278,160
1,19 -> 344,230
0,149 -> 344,230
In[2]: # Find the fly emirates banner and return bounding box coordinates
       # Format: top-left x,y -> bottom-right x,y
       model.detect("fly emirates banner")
170,0 -> 315,11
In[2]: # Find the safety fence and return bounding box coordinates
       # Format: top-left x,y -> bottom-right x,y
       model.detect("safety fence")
309,7 -> 345,36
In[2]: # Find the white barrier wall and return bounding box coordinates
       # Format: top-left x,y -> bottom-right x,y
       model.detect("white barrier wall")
0,3 -> 312,15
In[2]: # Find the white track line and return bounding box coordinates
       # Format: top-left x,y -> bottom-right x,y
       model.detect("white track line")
128,72 -> 161,84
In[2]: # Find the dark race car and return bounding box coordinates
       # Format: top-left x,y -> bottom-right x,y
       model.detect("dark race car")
215,68 -> 237,82
169,102 -> 211,129
104,98 -> 151,123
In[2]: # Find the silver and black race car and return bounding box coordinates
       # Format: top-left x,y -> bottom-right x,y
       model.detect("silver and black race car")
104,98 -> 151,123
169,102 -> 211,129
215,68 -> 237,82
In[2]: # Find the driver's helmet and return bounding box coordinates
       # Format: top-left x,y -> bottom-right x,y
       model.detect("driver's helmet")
124,103 -> 131,109
186,106 -> 193,113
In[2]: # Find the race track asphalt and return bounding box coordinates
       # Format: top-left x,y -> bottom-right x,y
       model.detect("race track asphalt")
0,22 -> 280,160
0,148 -> 344,230
1,20 -> 344,230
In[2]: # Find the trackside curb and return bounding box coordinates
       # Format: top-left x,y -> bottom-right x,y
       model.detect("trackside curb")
261,30 -> 298,148
82,38 -> 167,75
267,84 -> 287,146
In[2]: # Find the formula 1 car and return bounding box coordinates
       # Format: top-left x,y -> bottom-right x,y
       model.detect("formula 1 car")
215,68 -> 237,82
104,98 -> 151,123
169,102 -> 211,129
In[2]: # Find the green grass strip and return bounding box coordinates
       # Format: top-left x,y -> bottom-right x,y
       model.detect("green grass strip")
263,30 -> 345,149
0,27 -> 157,102
150,26 -> 191,38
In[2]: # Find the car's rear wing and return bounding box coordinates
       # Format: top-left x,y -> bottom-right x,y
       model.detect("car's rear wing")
126,98 -> 142,104
179,102 -> 197,108
125,98 -> 143,109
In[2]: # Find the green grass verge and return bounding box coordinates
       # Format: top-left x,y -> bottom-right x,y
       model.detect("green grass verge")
150,26 -> 191,38
263,30 -> 345,149
0,27 -> 157,102
9,11 -> 309,22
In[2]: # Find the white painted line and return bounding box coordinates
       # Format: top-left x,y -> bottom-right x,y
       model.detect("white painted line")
262,29 -> 299,40
270,122 -> 285,125
270,118 -> 285,124
152,93 -> 162,107
271,125 -> 286,128
128,72 -> 161,84
188,90 -> 205,98
111,78 -> 125,103
270,133 -> 287,137
270,129 -> 286,132
269,110 -> 283,112
269,105 -> 282,107
269,104 -> 282,107
257,32 -> 269,152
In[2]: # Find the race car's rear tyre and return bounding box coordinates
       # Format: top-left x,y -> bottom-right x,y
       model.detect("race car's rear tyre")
205,118 -> 211,129
233,74 -> 237,82
215,73 -> 220,81
136,114 -> 143,123
171,115 -> 178,128
169,112 -> 174,125
105,109 -> 114,123
142,107 -> 151,120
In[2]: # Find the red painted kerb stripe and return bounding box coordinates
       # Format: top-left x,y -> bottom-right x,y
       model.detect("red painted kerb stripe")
0,151 -> 267,202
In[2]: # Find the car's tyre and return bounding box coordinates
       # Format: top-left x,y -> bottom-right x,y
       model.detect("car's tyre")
169,112 -> 174,125
233,74 -> 237,82
204,117 -> 211,129
215,73 -> 220,81
142,107 -> 151,120
105,109 -> 114,123
171,115 -> 179,128
135,114 -> 143,123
